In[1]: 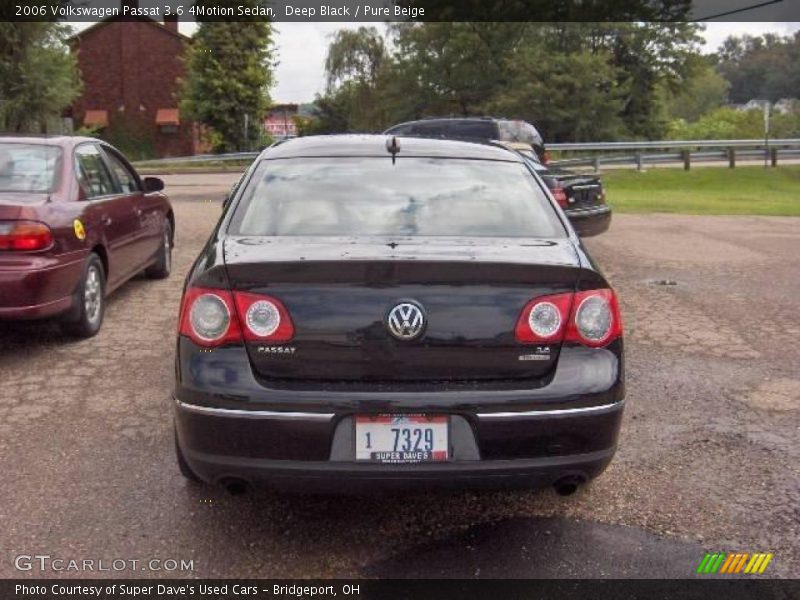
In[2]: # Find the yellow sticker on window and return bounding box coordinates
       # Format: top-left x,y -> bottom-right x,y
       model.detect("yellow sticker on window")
73,219 -> 86,241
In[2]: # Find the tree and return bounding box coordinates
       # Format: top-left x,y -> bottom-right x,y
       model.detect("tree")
308,21 -> 703,142
325,27 -> 386,89
486,48 -> 628,142
662,55 -> 729,122
717,33 -> 800,103
0,23 -> 81,132
180,3 -> 275,152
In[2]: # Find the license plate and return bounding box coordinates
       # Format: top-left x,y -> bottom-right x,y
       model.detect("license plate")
355,414 -> 449,463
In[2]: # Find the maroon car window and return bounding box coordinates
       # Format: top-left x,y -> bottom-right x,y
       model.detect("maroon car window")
230,157 -> 566,238
75,145 -> 118,198
102,148 -> 140,194
0,143 -> 61,194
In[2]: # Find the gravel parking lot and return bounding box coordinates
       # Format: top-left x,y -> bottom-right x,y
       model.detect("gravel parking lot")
1,173 -> 797,579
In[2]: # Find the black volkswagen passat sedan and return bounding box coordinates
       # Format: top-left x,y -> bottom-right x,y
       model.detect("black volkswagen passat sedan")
174,135 -> 625,494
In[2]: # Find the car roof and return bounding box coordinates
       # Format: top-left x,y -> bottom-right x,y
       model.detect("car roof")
0,135 -> 101,148
261,134 -> 522,162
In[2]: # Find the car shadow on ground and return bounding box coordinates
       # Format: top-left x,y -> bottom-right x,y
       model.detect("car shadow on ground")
175,481 -> 704,578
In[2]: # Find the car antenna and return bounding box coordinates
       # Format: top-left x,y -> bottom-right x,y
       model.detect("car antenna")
386,136 -> 400,165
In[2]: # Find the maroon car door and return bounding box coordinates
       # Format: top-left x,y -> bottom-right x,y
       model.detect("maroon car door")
99,146 -> 162,270
74,144 -> 140,288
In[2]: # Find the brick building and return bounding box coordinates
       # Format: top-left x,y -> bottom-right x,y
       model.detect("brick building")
68,11 -> 204,158
263,104 -> 299,139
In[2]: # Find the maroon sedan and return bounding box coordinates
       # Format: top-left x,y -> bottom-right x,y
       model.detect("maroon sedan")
0,136 -> 174,337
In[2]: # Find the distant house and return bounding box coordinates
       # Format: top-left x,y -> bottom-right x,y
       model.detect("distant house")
67,7 -> 205,158
774,98 -> 798,115
263,104 -> 299,139
733,98 -> 798,115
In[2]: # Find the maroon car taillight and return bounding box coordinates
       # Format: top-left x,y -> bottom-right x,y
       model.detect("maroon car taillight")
515,289 -> 622,348
0,220 -> 54,251
178,287 -> 294,347
550,186 -> 569,209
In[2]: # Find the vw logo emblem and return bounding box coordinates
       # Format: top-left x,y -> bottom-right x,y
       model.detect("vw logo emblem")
386,302 -> 426,341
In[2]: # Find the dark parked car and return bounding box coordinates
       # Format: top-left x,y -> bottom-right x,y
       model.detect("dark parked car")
502,142 -> 611,237
385,117 -> 547,162
0,136 -> 173,337
174,135 -> 624,494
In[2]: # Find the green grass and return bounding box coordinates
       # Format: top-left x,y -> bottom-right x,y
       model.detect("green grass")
134,160 -> 250,175
601,165 -> 800,216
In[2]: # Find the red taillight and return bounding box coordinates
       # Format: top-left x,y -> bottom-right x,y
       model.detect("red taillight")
0,220 -> 54,251
550,185 -> 569,209
514,292 -> 573,343
515,289 -> 622,348
178,287 -> 294,347
542,150 -> 551,164
565,289 -> 622,347
233,291 -> 294,342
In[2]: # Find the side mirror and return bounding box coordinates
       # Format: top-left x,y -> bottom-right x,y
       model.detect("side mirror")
142,177 -> 164,193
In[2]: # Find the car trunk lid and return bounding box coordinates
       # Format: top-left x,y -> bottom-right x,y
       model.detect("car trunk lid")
223,237 -> 581,384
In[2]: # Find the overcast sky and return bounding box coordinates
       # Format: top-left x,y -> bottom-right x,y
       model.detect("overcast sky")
71,21 -> 800,103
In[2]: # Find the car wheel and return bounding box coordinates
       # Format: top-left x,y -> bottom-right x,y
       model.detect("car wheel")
61,253 -> 105,338
145,220 -> 172,279
175,428 -> 202,483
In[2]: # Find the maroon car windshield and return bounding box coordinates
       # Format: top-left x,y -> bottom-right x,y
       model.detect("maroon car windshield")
0,143 -> 62,194
230,157 -> 566,238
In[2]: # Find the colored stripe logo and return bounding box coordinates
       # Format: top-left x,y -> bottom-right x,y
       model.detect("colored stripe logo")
696,552 -> 773,574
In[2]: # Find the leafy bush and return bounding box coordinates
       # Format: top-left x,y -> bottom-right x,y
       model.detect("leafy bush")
668,107 -> 800,140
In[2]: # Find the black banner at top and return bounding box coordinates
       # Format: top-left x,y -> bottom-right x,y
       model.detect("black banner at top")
2,0 -> 800,22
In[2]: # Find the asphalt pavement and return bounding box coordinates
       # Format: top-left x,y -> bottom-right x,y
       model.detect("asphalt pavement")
0,173 -> 797,579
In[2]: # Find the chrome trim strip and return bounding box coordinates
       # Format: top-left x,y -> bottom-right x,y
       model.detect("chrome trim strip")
174,399 -> 334,421
477,400 -> 624,419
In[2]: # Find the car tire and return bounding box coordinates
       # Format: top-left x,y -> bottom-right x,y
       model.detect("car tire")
145,220 -> 172,279
175,428 -> 202,483
61,253 -> 105,338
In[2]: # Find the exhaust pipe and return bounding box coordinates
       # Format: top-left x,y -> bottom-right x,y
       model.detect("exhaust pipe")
553,475 -> 585,497
220,477 -> 250,496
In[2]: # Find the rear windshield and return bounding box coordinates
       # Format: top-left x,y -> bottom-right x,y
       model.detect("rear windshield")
0,143 -> 61,193
229,157 -> 565,238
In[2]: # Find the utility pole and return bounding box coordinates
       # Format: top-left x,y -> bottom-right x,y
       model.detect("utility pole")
763,102 -> 770,168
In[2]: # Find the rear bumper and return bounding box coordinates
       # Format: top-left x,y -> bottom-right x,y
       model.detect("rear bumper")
174,340 -> 625,491
0,253 -> 84,320
565,206 -> 611,237
175,401 -> 622,492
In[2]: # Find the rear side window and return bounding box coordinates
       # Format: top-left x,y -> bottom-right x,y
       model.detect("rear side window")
447,120 -> 496,139
409,121 -> 447,136
385,123 -> 414,135
229,157 -> 566,238
75,145 -> 118,198
0,143 -> 61,194
101,147 -> 140,194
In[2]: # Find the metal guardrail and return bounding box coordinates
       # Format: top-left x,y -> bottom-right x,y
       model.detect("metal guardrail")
133,138 -> 800,170
134,151 -> 259,166
548,138 -> 800,151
